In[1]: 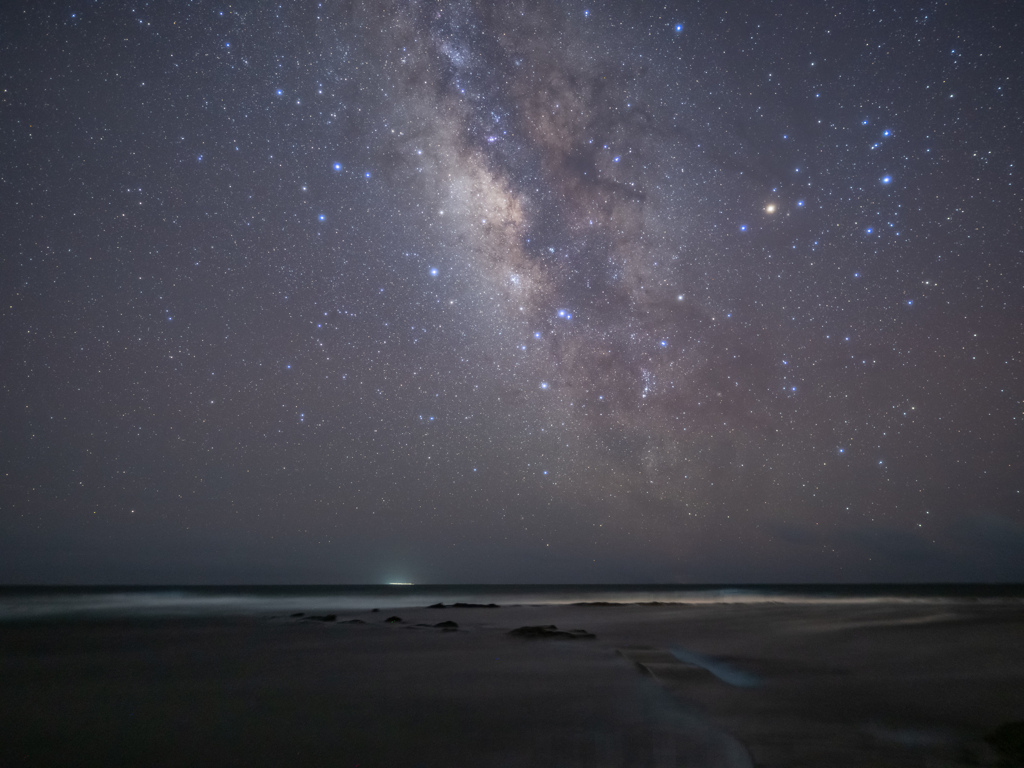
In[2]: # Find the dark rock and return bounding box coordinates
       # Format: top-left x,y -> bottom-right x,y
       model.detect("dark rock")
987,721 -> 1024,766
453,602 -> 499,608
290,612 -> 305,618
342,619 -> 366,624
384,615 -> 403,623
434,621 -> 459,629
306,614 -> 337,622
509,624 -> 557,636
427,602 -> 446,609
371,608 -> 380,612
508,625 -> 595,640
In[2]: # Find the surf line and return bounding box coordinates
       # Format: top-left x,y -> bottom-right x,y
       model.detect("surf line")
669,647 -> 760,687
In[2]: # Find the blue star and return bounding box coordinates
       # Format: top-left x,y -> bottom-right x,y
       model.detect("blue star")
740,224 -> 747,231
675,23 -> 683,32
534,332 -> 542,339
613,156 -> 620,163
660,340 -> 668,347
540,381 -> 549,390
333,162 -> 342,171
881,175 -> 891,184
319,214 -> 325,221
429,267 -> 438,277
364,172 -> 371,178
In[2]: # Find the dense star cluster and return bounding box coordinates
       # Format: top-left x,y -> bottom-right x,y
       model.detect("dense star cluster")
2,1 -> 1021,582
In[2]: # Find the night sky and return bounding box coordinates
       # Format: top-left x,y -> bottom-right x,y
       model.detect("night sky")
2,1 -> 1022,584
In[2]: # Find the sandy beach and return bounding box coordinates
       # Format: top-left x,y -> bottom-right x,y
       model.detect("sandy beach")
2,599 -> 1022,767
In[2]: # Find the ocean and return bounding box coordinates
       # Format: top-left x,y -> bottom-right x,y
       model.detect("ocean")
1,583 -> 1021,621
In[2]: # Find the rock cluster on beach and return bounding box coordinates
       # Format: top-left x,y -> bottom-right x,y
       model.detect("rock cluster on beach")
287,613 -> 465,631
508,625 -> 595,640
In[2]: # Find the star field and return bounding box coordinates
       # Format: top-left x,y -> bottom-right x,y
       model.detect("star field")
1,1 -> 1022,583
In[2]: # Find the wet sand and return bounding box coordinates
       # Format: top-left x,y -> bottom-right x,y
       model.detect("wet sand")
1,600 -> 1022,766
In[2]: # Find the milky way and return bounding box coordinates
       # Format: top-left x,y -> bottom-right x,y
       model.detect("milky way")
1,1 -> 1021,582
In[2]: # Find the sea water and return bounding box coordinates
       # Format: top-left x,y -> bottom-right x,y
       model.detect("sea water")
1,583 -> 1021,621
